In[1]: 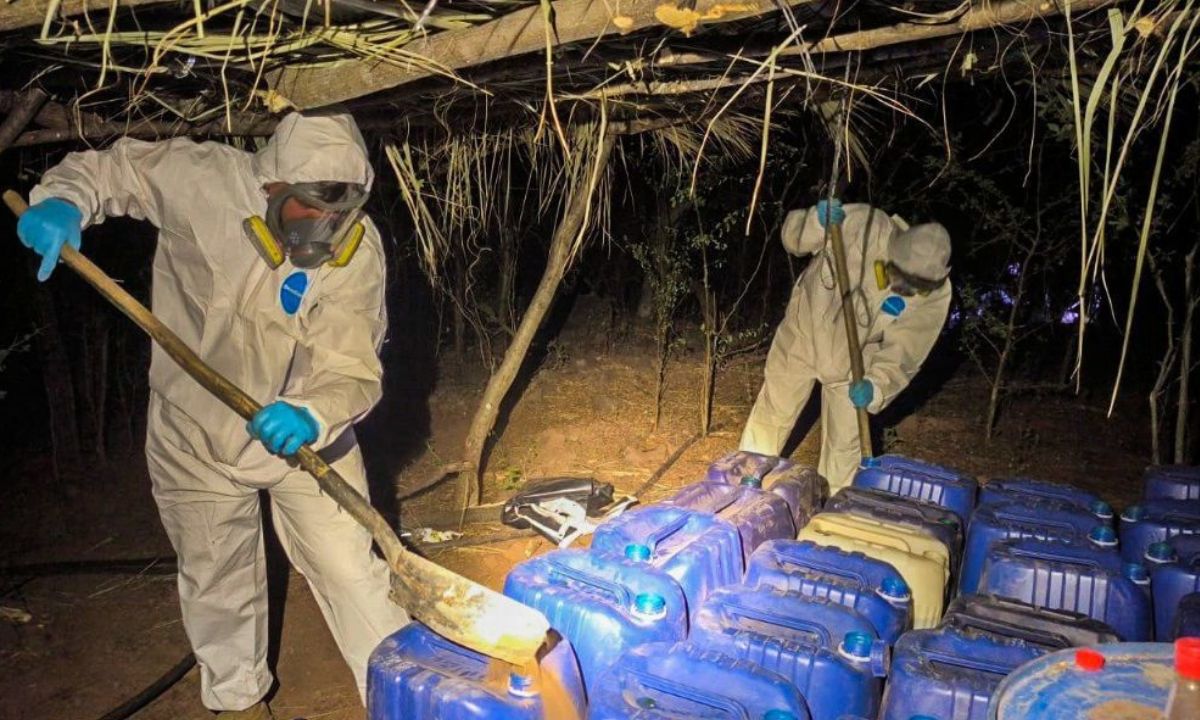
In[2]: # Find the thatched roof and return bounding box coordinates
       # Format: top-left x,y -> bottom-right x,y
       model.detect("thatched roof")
0,0 -> 1159,146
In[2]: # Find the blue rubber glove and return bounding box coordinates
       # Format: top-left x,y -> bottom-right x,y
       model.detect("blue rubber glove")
17,198 -> 84,282
248,401 -> 320,456
849,379 -> 874,409
816,198 -> 845,228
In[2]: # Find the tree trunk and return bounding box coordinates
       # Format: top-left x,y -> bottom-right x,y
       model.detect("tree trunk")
649,192 -> 679,432
460,131 -> 615,507
92,315 -> 110,462
700,330 -> 716,435
697,252 -> 718,436
452,254 -> 467,358
985,240 -> 1038,440
111,333 -> 135,455
33,284 -> 83,488
497,227 -> 519,336
1176,244 -> 1198,463
1149,254 -> 1176,466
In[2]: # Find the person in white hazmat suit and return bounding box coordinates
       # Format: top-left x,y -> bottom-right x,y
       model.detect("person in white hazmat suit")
16,111 -> 410,719
741,198 -> 953,490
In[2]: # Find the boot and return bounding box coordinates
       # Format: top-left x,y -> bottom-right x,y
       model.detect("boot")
215,701 -> 274,719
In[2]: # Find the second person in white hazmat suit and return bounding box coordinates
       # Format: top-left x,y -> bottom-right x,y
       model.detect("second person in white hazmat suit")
16,111 -> 410,719
741,200 -> 953,489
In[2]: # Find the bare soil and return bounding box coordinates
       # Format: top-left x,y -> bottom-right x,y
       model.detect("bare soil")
0,299 -> 1151,719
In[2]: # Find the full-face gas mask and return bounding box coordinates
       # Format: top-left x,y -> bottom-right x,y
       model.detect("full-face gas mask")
244,181 -> 369,269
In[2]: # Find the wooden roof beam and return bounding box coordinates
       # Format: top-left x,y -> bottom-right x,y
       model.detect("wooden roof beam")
0,0 -> 174,33
270,0 -> 816,110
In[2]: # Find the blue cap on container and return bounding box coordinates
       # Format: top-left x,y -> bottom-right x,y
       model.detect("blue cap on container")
762,712 -> 797,720
625,543 -> 652,562
840,631 -> 874,660
1146,541 -> 1177,563
879,575 -> 911,602
862,456 -> 881,468
1088,525 -> 1118,547
633,592 -> 667,618
740,475 -> 763,488
507,672 -> 538,697
1090,500 -> 1114,519
1123,562 -> 1150,584
1121,505 -> 1145,523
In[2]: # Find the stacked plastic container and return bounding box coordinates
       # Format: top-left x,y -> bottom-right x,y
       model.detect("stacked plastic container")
975,538 -> 1151,640
366,454 -> 1191,719
879,594 -> 1121,720
1135,465 -> 1200,642
504,451 -> 828,718
960,481 -> 1116,596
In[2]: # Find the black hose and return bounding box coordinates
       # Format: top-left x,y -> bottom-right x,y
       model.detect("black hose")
0,557 -> 192,719
95,652 -> 197,720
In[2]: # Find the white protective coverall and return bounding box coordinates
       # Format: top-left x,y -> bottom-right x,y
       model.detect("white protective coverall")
741,203 -> 952,489
30,112 -> 410,710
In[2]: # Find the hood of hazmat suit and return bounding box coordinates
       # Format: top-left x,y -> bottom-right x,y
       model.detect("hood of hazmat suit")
778,203 -> 952,413
31,111 -> 387,486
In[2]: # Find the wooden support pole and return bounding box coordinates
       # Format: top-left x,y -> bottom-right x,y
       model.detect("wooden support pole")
459,129 -> 615,509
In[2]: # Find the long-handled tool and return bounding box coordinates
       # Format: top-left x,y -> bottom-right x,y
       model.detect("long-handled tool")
4,190 -> 550,667
828,219 -> 873,460
821,111 -> 873,461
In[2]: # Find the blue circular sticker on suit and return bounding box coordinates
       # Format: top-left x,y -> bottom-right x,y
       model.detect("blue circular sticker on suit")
881,294 -> 906,317
280,271 -> 309,315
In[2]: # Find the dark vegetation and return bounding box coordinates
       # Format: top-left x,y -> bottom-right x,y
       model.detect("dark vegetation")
2,72 -> 1199,504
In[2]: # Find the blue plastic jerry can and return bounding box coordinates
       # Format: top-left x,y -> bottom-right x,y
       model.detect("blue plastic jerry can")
761,464 -> 830,533
588,641 -> 811,719
1151,537 -> 1200,640
745,539 -> 913,644
1119,498 -> 1200,565
1144,464 -> 1200,501
591,505 -> 743,617
879,626 -> 1046,720
943,594 -> 1120,649
366,622 -> 586,720
978,478 -> 1113,523
826,486 -> 963,572
1175,592 -> 1200,638
977,538 -> 1152,641
851,454 -> 978,522
502,548 -> 686,689
690,585 -> 888,720
990,643 -> 1175,719
706,450 -> 788,486
959,499 -> 1115,595
664,482 -> 796,565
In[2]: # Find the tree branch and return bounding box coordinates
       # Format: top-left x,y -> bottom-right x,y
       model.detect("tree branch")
10,114 -> 279,147
0,88 -> 49,154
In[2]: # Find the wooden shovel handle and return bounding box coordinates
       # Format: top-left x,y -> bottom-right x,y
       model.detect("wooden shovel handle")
3,190 -> 407,567
828,221 -> 873,459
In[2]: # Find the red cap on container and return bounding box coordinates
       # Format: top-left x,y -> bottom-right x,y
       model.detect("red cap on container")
1075,648 -> 1106,672
1177,637 -> 1200,680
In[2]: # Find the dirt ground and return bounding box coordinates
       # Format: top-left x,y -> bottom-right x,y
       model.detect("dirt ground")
0,299 -> 1151,720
